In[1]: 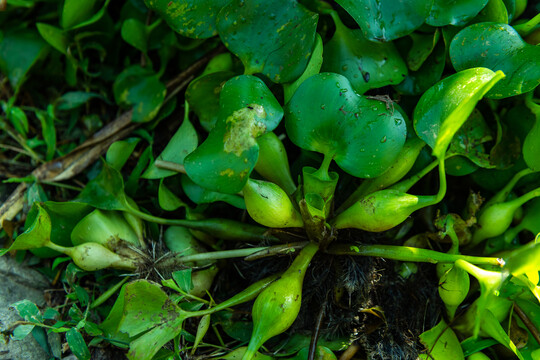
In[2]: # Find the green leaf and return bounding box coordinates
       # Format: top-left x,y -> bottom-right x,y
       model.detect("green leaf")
66,328 -> 91,360
185,71 -> 235,131
216,0 -> 318,83
447,109 -> 494,169
181,174 -> 246,209
407,30 -> 439,72
35,110 -> 56,161
36,22 -> 69,55
12,325 -> 35,340
117,280 -> 183,337
394,39 -> 446,96
472,0 -> 509,24
61,0 -> 98,29
113,65 -> 166,123
335,0 -> 431,42
106,138 -> 141,171
144,0 -> 230,39
172,269 -> 193,292
503,241 -> 540,277
523,103 -> 540,171
1,203 -> 51,256
184,75 -> 283,193
11,299 -> 43,323
450,23 -> 540,99
5,106 -> 29,137
413,67 -> 504,159
142,115 -> 198,179
56,91 -> 105,111
28,201 -> 93,258
427,0 -> 489,26
418,319 -> 464,360
0,29 -> 49,91
76,161 -> 131,211
285,73 -> 407,178
321,13 -> 407,94
158,180 -> 188,211
121,18 -> 148,52
283,33 -> 323,104
127,316 -> 185,360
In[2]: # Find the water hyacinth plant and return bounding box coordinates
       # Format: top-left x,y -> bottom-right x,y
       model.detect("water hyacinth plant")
1,0 -> 540,360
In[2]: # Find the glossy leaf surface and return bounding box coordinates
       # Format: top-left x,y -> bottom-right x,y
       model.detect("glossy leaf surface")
186,71 -> 235,131
285,73 -> 406,178
144,0 -> 229,38
336,0 -> 431,42
184,75 -> 283,193
216,0 -> 318,83
450,23 -> 540,99
414,68 -> 504,159
427,0 -> 489,26
322,14 -> 407,94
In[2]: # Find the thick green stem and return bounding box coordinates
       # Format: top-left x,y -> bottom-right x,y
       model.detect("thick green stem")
188,274 -> 280,318
514,13 -> 540,37
327,243 -> 503,266
90,277 -> 130,309
483,168 -> 535,209
126,206 -> 276,242
312,152 -> 334,182
166,246 -> 269,265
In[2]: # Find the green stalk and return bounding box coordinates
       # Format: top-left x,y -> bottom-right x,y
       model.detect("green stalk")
514,12 -> 540,36
312,152 -> 334,182
90,277 -> 130,309
165,246 -> 269,265
327,243 -> 503,266
188,274 -> 280,318
126,206 -> 277,242
482,167 -> 535,210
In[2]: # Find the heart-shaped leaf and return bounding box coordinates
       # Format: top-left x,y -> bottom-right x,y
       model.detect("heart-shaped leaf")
335,0 -> 431,42
144,0 -> 229,38
427,0 -> 489,26
413,67 -> 504,159
285,73 -> 407,178
113,65 -> 166,123
450,23 -> 540,99
184,75 -> 283,193
185,71 -> 235,131
216,0 -> 318,83
321,12 -> 407,94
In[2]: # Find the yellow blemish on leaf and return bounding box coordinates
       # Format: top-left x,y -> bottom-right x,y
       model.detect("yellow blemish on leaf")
220,168 -> 235,177
223,104 -> 267,156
